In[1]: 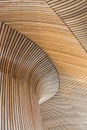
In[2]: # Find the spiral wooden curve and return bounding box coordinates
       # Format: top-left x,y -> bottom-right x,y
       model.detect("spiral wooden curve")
0,22 -> 59,129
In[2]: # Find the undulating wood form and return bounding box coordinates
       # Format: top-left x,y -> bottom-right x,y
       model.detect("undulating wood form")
0,0 -> 87,130
45,0 -> 87,51
0,22 -> 59,130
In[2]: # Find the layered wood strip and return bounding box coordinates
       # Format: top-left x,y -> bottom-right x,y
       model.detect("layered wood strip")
0,0 -> 62,25
45,0 -> 87,51
41,72 -> 87,130
0,22 -> 59,129
0,0 -> 87,130
0,22 -> 59,104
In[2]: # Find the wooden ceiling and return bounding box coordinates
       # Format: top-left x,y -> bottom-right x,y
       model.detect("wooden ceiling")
45,0 -> 87,51
0,0 -> 87,130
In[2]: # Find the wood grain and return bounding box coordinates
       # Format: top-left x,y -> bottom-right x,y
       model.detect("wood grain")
0,22 -> 59,130
0,0 -> 87,130
45,0 -> 87,51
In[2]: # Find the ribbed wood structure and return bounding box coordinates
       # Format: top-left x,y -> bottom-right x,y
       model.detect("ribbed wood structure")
0,0 -> 87,130
0,22 -> 59,130
45,0 -> 87,51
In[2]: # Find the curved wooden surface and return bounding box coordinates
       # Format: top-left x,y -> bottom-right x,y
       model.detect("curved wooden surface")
0,22 -> 59,129
45,0 -> 87,51
0,0 -> 87,130
0,22 -> 59,104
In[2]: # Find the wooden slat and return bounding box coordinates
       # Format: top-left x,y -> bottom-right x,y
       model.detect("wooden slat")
0,1 -> 87,130
0,22 -> 59,130
45,0 -> 87,51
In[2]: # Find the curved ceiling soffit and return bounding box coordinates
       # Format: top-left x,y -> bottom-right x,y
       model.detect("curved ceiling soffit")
1,1 -> 87,129
45,0 -> 87,52
0,22 -> 59,105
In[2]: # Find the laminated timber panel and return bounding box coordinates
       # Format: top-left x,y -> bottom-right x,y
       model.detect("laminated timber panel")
0,0 -> 87,130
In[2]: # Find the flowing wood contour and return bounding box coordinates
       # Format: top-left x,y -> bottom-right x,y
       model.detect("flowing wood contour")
0,22 -> 59,130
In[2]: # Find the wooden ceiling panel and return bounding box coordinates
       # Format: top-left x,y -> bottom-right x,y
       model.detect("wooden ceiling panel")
45,0 -> 87,51
0,0 -> 87,130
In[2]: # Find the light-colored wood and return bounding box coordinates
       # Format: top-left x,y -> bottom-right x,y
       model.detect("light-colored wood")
0,22 -> 59,130
0,0 -> 87,130
45,0 -> 87,51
